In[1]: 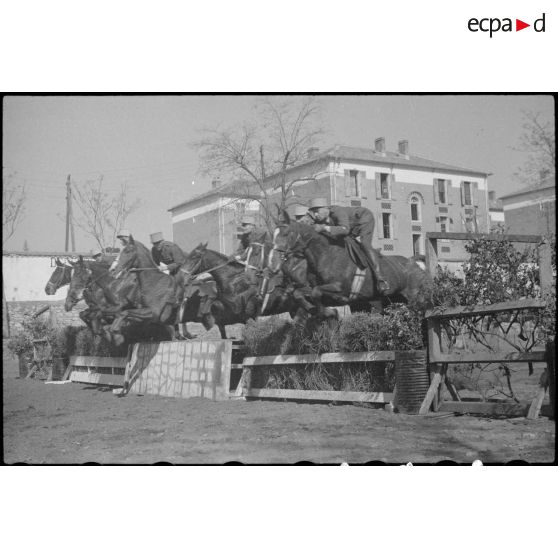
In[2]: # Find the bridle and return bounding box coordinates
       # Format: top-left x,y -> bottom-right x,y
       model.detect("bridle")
46,264 -> 72,292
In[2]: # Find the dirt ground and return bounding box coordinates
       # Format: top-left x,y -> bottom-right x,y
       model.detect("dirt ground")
2,352 -> 555,464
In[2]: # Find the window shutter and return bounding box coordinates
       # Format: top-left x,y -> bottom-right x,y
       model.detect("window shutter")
390,174 -> 396,200
433,179 -> 439,204
359,171 -> 367,198
472,181 -> 479,206
460,181 -> 465,206
344,170 -> 351,197
377,212 -> 383,239
392,212 -> 398,240
446,180 -> 453,204
363,176 -> 373,199
375,173 -> 382,199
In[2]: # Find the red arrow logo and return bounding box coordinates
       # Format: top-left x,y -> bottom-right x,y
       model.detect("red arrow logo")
516,19 -> 530,31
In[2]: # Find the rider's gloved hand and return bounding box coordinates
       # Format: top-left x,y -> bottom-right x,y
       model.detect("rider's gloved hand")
159,263 -> 168,271
313,224 -> 326,233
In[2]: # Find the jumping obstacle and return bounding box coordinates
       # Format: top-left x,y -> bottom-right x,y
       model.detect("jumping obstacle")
419,298 -> 554,418
236,350 -> 429,413
65,355 -> 128,387
121,339 -> 235,401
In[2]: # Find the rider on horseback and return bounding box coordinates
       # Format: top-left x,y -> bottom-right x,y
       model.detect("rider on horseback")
150,232 -> 187,275
308,197 -> 390,294
293,204 -> 315,225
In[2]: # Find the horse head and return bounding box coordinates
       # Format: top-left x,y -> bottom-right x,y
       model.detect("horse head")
45,257 -> 73,295
111,239 -> 139,277
182,242 -> 208,277
65,256 -> 90,311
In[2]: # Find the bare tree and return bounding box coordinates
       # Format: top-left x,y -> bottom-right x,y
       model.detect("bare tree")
514,110 -> 555,189
2,172 -> 26,247
71,175 -> 141,251
194,96 -> 324,230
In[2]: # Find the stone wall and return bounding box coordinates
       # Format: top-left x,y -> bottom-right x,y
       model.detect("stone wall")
5,299 -> 86,335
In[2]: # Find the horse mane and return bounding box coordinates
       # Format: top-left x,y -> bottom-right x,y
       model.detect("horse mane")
130,240 -> 158,268
204,247 -> 246,271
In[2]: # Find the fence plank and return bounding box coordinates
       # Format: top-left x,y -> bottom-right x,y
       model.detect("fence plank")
247,388 -> 393,403
69,356 -> 128,368
431,350 -> 546,364
242,351 -> 395,367
426,232 -> 543,243
425,298 -> 546,319
439,401 -> 551,417
69,370 -> 125,386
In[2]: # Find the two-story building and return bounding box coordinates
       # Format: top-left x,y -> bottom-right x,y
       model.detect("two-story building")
170,138 -> 491,262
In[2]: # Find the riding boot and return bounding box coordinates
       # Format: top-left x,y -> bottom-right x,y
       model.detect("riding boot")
365,247 -> 390,294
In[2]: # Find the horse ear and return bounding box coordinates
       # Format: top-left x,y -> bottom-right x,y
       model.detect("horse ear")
129,234 -> 135,244
55,257 -> 62,266
201,242 -> 208,249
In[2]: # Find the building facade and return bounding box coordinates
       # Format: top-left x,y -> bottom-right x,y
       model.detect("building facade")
499,181 -> 556,237
170,139 -> 491,262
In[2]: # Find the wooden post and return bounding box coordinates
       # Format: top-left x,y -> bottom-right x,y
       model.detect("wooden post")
546,339 -> 555,419
65,174 -> 71,252
425,235 -> 438,277
538,240 -> 553,297
2,277 -> 10,338
419,363 -> 444,414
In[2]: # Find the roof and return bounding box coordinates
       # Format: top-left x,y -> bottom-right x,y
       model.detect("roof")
499,177 -> 556,200
304,144 -> 490,176
168,179 -> 253,212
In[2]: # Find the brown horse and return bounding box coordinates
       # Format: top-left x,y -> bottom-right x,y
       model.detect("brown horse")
65,256 -> 141,335
108,236 -> 184,345
271,216 -> 429,314
45,258 -> 73,295
182,243 -> 303,338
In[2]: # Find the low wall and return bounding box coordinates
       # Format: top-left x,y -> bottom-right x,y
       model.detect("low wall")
6,300 -> 86,334
126,339 -> 233,401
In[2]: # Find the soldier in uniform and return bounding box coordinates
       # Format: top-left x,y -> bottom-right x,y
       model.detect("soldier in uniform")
150,231 -> 187,275
233,215 -> 270,266
109,229 -> 132,272
292,204 -> 315,224
308,197 -> 390,293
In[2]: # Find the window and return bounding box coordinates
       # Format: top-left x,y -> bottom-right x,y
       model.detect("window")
437,179 -> 447,204
380,173 -> 390,199
439,216 -> 449,233
462,182 -> 472,205
412,234 -> 422,256
410,195 -> 421,221
349,170 -> 360,197
382,213 -> 392,239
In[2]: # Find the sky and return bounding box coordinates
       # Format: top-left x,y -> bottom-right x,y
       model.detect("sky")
2,94 -> 554,253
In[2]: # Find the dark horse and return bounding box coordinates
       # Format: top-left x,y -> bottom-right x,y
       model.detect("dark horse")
182,243 -> 302,338
108,236 -> 184,345
65,256 -> 140,335
45,258 -> 73,295
271,217 -> 429,314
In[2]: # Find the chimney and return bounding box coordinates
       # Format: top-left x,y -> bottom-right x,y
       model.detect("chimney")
374,137 -> 386,155
398,140 -> 409,158
307,147 -> 319,159
211,178 -> 221,189
488,190 -> 496,202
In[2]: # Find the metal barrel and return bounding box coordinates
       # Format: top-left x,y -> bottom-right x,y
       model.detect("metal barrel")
393,350 -> 429,414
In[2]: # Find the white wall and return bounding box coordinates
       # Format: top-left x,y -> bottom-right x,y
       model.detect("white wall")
3,255 -> 68,302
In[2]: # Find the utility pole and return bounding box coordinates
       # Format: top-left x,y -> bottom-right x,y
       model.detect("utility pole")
65,174 -> 75,252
